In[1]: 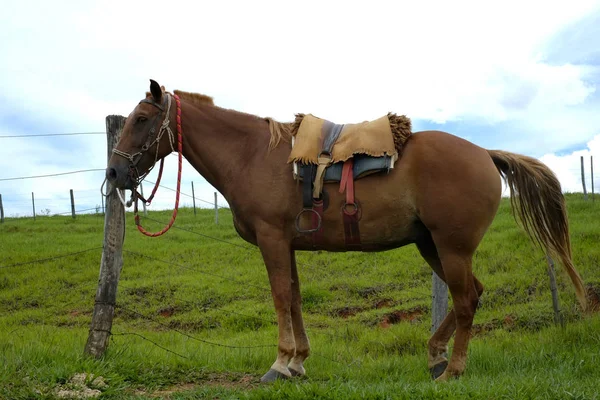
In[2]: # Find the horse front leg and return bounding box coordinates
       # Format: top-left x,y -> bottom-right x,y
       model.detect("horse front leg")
288,250 -> 310,376
258,232 -> 296,383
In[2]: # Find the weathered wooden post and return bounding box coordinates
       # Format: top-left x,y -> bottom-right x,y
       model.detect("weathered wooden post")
431,273 -> 448,333
581,156 -> 587,200
214,191 -> 218,225
0,194 -> 4,223
546,255 -> 564,327
70,189 -> 76,219
591,156 -> 595,202
191,182 -> 197,216
32,192 -> 36,220
84,115 -> 126,358
139,182 -> 147,216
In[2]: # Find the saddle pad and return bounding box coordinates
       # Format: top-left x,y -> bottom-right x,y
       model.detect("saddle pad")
293,154 -> 394,183
288,114 -> 398,164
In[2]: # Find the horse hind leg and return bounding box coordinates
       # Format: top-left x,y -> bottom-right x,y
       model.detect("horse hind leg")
417,234 -> 484,380
434,249 -> 482,381
417,235 -> 454,378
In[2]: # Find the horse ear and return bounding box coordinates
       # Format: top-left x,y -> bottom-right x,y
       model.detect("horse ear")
149,79 -> 162,103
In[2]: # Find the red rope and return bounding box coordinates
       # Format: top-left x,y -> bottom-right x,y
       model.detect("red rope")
134,94 -> 183,237
136,158 -> 164,204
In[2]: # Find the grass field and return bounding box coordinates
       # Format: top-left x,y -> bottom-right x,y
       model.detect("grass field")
1,193 -> 599,399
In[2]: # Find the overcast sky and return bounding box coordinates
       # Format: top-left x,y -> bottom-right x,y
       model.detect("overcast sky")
1,0 -> 599,218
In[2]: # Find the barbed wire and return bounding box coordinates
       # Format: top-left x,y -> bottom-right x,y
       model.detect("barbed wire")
110,332 -> 191,359
138,216 -> 248,249
0,247 -> 103,269
0,208 -> 104,223
126,283 -> 419,354
0,168 -> 105,181
0,132 -> 104,138
122,249 -> 269,292
142,180 -> 228,209
136,215 -> 432,300
116,304 -> 277,349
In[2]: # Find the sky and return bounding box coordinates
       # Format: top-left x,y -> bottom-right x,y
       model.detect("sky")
1,0 -> 599,218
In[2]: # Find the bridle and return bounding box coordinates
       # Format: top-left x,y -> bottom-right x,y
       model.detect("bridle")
111,92 -> 184,237
112,94 -> 176,187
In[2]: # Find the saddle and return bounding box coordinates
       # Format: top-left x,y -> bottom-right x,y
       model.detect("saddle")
288,113 -> 412,249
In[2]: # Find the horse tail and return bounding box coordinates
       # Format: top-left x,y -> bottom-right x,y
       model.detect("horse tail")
487,149 -> 588,312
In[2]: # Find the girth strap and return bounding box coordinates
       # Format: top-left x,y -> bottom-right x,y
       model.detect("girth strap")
340,159 -> 361,249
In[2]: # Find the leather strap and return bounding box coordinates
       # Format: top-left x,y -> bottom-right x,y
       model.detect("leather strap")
303,164 -> 315,209
322,121 -> 345,154
340,159 -> 361,249
311,199 -> 324,246
313,122 -> 345,198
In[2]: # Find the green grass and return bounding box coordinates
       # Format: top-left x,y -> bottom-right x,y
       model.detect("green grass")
1,193 -> 600,399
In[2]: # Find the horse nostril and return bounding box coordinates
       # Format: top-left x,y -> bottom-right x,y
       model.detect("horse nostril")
106,167 -> 118,182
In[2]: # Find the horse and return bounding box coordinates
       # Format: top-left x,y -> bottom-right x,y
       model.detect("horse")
106,79 -> 588,383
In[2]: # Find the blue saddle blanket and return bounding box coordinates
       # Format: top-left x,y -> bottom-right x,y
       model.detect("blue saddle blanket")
294,154 -> 394,183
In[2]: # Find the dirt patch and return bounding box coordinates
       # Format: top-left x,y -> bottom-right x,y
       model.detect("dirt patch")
157,306 -> 176,318
55,373 -> 107,399
357,286 -> 384,298
587,284 -> 600,312
335,306 -> 364,318
68,309 -> 91,317
471,315 -> 519,337
379,307 -> 425,328
374,299 -> 395,309
133,373 -> 258,398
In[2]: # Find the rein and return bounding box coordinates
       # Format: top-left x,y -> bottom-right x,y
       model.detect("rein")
112,93 -> 183,237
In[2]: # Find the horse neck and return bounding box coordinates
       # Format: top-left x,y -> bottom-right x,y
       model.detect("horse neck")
179,102 -> 279,201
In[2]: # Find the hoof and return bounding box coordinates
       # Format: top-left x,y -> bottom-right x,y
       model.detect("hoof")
260,369 -> 290,383
430,361 -> 448,380
289,368 -> 304,377
434,369 -> 461,382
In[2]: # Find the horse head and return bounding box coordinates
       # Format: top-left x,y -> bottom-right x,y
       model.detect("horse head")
106,79 -> 176,190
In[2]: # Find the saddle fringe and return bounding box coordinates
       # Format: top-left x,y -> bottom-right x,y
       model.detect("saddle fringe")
291,113 -> 412,156
387,113 -> 412,155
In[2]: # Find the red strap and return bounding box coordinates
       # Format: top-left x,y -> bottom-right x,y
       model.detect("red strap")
339,159 -> 361,249
340,159 -> 356,212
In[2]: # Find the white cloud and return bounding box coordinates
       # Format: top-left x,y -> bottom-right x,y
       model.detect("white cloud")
539,134 -> 600,193
1,0 -> 600,216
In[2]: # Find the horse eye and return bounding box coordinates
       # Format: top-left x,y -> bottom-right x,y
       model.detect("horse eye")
136,116 -> 147,123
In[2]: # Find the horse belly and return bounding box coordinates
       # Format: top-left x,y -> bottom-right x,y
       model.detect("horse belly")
291,172 -> 419,252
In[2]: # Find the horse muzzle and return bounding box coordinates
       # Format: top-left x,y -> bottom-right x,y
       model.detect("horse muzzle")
106,165 -> 135,190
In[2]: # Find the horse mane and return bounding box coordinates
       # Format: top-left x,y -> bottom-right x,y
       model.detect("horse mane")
172,90 -> 214,107
167,89 -> 292,151
266,118 -> 294,151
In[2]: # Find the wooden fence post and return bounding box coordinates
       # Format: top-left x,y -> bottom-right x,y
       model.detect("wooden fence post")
32,192 -> 36,220
84,115 -> 126,358
591,156 -> 595,202
546,255 -> 564,327
214,192 -> 218,224
70,189 -> 76,219
0,194 -> 4,223
581,156 -> 588,200
191,182 -> 197,216
139,182 -> 147,216
431,273 -> 448,333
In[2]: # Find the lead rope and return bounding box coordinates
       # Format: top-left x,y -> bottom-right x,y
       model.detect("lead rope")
134,93 -> 183,237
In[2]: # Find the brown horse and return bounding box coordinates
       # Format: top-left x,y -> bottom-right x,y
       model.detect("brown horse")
106,80 -> 588,383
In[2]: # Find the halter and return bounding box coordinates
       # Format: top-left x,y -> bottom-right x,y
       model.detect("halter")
112,94 -> 175,186
111,92 -> 184,237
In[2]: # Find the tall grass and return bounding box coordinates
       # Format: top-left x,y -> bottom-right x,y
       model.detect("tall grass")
1,194 -> 599,399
